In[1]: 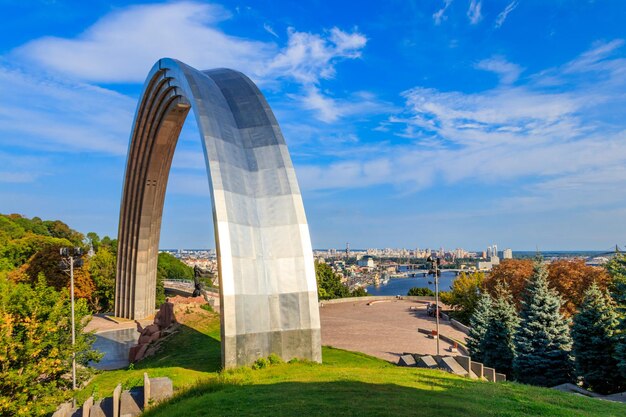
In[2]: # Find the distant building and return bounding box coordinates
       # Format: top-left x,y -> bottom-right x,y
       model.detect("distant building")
503,248 -> 513,259
357,255 -> 375,268
477,261 -> 492,271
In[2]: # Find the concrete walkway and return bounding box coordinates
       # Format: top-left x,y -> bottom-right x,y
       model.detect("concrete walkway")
320,299 -> 467,362
85,314 -> 153,370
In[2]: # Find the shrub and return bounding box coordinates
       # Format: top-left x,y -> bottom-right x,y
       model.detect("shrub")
407,287 -> 435,296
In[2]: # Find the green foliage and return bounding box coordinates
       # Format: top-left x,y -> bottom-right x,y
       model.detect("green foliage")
42,220 -> 84,245
25,246 -> 95,302
315,261 -> 349,300
466,292 -> 492,362
444,271 -> 485,324
156,267 -> 166,308
86,232 -> 101,252
100,236 -> 118,254
155,253 -> 194,308
88,247 -> 116,312
268,353 -> 284,365
350,287 -> 369,297
407,287 -> 435,296
200,303 -> 214,313
605,254 -> 626,379
0,234 -> 72,271
513,257 -> 574,386
252,357 -> 270,370
158,252 -> 194,280
0,274 -> 101,416
571,283 -> 624,394
76,303 -> 626,417
480,284 -> 518,377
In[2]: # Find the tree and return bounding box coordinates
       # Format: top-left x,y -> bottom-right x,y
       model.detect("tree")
350,287 -> 368,297
407,287 -> 435,296
100,236 -> 118,254
88,247 -> 116,312
480,284 -> 518,377
24,245 -> 95,302
315,261 -> 349,300
443,271 -> 484,324
486,258 -> 610,317
571,282 -> 624,394
157,252 -> 194,280
605,254 -> 626,380
513,257 -> 574,386
466,292 -> 493,363
86,232 -> 101,253
0,234 -> 72,271
0,274 -> 100,416
548,259 -> 610,317
485,259 -> 533,310
43,220 -> 83,245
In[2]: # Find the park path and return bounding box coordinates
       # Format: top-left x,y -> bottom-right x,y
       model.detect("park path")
320,299 -> 468,362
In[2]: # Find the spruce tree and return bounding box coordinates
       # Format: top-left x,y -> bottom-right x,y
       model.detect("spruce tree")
513,256 -> 574,386
481,284 -> 518,377
572,282 -> 624,394
605,254 -> 626,379
467,292 -> 492,362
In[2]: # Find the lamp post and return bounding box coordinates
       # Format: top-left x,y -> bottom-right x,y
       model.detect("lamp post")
60,247 -> 82,390
427,255 -> 441,355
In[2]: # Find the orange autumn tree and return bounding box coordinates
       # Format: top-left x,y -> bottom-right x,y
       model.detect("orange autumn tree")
484,259 -> 533,309
23,246 -> 96,305
484,258 -> 610,317
548,259 -> 611,317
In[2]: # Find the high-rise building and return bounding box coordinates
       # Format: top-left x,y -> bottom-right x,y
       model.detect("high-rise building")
503,248 -> 513,259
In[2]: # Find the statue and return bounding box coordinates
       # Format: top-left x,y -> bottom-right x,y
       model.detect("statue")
193,265 -> 203,297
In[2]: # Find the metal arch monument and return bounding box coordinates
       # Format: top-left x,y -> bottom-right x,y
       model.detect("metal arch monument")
114,59 -> 322,368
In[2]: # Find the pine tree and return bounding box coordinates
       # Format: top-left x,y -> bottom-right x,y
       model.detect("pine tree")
467,292 -> 492,362
481,284 -> 518,377
513,256 -> 574,386
572,282 -> 624,394
605,254 -> 626,379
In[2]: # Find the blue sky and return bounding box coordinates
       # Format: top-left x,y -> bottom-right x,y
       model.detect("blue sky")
1,0 -> 626,251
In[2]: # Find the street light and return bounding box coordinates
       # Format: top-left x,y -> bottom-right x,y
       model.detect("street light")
60,247 -> 83,390
427,255 -> 441,355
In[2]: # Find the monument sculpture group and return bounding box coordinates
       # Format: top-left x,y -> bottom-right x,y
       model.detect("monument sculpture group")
114,59 -> 321,368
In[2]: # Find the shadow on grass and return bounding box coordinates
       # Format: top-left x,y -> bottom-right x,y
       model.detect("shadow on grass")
134,322 -> 223,374
141,378 -> 626,417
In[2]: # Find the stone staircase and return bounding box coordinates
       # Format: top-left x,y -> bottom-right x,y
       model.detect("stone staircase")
52,373 -> 173,417
398,353 -> 506,382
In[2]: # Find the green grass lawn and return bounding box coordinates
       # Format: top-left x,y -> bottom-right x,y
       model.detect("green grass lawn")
80,307 -> 626,416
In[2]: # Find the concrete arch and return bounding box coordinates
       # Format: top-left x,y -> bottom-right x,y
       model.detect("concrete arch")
115,59 -> 321,368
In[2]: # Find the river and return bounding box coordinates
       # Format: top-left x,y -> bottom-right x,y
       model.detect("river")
365,271 -> 458,296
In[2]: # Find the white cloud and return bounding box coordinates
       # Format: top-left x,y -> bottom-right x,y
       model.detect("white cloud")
297,40 -> 626,221
433,0 -> 453,25
0,64 -> 134,154
495,1 -> 518,29
296,87 -> 396,123
475,56 -> 523,84
0,152 -> 49,183
263,23 -> 278,38
264,27 -> 366,85
1,1 -> 372,155
14,2 -> 269,83
14,2 -> 367,89
467,0 -> 482,24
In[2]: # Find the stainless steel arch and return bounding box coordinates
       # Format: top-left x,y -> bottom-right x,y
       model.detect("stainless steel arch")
115,58 -> 321,368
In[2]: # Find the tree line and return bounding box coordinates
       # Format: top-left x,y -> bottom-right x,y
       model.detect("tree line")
465,256 -> 626,394
0,213 -> 194,416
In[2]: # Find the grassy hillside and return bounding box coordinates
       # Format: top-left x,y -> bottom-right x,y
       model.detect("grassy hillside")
80,306 -> 626,417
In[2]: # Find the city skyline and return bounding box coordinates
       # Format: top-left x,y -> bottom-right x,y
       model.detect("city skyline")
2,1 -> 626,250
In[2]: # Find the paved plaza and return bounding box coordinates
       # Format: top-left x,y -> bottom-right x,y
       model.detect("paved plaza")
320,299 -> 468,362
